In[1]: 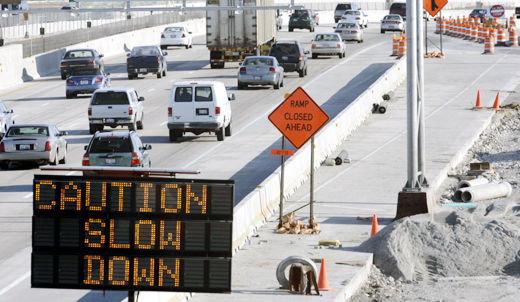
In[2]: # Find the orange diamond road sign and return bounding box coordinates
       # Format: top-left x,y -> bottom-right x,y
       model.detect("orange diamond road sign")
424,0 -> 447,17
268,87 -> 329,149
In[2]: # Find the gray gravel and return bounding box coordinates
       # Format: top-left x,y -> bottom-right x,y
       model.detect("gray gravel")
350,106 -> 520,301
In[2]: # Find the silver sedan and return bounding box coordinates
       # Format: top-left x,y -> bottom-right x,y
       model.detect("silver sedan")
0,124 -> 68,169
334,22 -> 364,43
381,14 -> 405,33
237,56 -> 284,90
311,33 -> 346,59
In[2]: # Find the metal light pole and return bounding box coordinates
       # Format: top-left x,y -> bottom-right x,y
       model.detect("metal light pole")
405,0 -> 418,191
418,0 -> 427,187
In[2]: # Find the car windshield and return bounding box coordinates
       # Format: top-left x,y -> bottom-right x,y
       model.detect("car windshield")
92,92 -> 129,105
244,58 -> 274,66
344,10 -> 360,15
292,10 -> 309,18
131,47 -> 160,56
64,50 -> 94,59
7,126 -> 48,137
384,15 -> 401,20
164,27 -> 183,32
472,9 -> 486,14
89,136 -> 132,153
338,23 -> 357,29
270,44 -> 299,56
314,34 -> 340,42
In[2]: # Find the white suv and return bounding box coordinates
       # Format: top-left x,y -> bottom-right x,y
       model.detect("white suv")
167,81 -> 234,142
88,87 -> 145,134
341,9 -> 368,28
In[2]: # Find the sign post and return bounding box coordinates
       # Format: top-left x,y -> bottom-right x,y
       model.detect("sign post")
268,87 -> 329,226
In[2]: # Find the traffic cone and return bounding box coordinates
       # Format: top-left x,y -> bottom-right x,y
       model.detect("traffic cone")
492,92 -> 500,109
318,258 -> 331,291
475,90 -> 482,108
370,214 -> 379,237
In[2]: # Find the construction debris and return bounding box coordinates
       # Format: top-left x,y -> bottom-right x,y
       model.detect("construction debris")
318,239 -> 341,247
424,51 -> 445,58
276,212 -> 321,234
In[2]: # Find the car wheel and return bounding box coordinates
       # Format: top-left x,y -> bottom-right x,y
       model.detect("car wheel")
225,123 -> 231,136
312,54 -> 317,59
0,161 -> 8,170
338,52 -> 343,59
281,79 -> 284,87
238,82 -> 247,90
274,79 -> 280,90
381,29 -> 385,34
61,73 -> 66,80
289,27 -> 293,32
66,92 -> 73,99
157,71 -> 162,79
358,39 -> 363,43
130,120 -> 137,131
216,127 -> 225,141
190,42 -> 193,48
137,114 -> 144,130
51,151 -> 59,166
89,124 -> 97,134
128,73 -> 134,80
304,67 -> 308,76
162,68 -> 167,77
59,148 -> 67,164
185,44 -> 189,49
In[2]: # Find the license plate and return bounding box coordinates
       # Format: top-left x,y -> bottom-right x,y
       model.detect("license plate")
254,76 -> 261,80
196,108 -> 209,115
105,158 -> 116,164
282,56 -> 288,60
19,144 -> 31,150
171,34 -> 177,38
80,80 -> 89,85
139,68 -> 147,72
389,25 -> 395,29
105,118 -> 115,123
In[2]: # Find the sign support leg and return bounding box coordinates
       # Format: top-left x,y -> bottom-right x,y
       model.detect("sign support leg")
278,137 -> 286,227
440,11 -> 443,54
128,291 -> 135,302
309,137 -> 315,225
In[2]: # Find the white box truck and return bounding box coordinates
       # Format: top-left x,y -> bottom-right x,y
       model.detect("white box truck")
206,0 -> 277,69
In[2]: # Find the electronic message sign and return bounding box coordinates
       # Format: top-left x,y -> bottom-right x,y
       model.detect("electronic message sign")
31,175 -> 234,293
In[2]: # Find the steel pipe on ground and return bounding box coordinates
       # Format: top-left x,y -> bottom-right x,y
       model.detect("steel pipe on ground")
461,182 -> 512,203
457,177 -> 489,189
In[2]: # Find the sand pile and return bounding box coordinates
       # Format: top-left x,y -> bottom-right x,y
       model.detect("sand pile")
359,200 -> 520,281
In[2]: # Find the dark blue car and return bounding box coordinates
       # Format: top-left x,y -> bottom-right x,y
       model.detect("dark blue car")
469,8 -> 490,19
65,69 -> 110,99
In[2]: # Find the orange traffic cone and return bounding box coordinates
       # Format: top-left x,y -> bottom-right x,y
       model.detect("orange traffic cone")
370,214 -> 379,237
318,258 -> 331,291
475,90 -> 482,108
492,92 -> 500,109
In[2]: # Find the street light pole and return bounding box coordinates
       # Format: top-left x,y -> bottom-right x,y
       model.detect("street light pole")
405,0 -> 418,190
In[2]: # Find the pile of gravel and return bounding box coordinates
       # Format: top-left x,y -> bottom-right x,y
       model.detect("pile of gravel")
358,202 -> 520,281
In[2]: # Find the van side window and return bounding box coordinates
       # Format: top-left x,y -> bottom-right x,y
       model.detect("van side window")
175,87 -> 193,102
195,87 -> 213,102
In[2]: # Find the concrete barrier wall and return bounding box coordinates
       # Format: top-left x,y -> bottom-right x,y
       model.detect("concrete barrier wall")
0,18 -> 206,91
232,58 -> 406,251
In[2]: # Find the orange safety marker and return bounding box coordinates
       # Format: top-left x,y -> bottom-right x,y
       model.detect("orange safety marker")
370,214 -> 379,236
492,92 -> 501,109
270,149 -> 294,156
497,28 -> 507,45
435,18 -> 441,34
475,90 -> 482,108
508,26 -> 518,46
318,258 -> 331,291
471,25 -> 478,41
510,16 -> 516,28
392,34 -> 399,56
397,35 -> 406,58
484,36 -> 495,54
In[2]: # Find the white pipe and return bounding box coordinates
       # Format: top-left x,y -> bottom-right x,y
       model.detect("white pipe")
454,187 -> 470,201
461,182 -> 512,203
457,177 -> 489,189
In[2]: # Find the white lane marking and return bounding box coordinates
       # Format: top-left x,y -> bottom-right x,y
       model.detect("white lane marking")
160,121 -> 167,126
147,88 -> 155,93
0,271 -> 30,297
181,43 -> 385,169
41,102 -> 49,107
23,193 -> 32,199
188,71 -> 194,74
295,51 -> 510,202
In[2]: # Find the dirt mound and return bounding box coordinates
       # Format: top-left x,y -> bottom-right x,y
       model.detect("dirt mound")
358,201 -> 520,281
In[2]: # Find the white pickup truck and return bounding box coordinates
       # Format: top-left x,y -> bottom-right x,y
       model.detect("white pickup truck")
87,87 -> 145,134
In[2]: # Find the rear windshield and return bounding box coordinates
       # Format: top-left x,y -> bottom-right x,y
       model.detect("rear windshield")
384,15 -> 401,20
344,10 -> 360,15
175,87 -> 193,102
314,34 -> 340,41
164,27 -> 183,32
270,44 -> 299,56
70,69 -> 103,76
131,46 -> 160,56
92,92 -> 129,105
89,136 -> 132,153
292,10 -> 309,17
244,58 -> 274,66
64,50 -> 94,59
337,23 -> 358,29
6,126 -> 48,137
195,87 -> 213,102
390,3 -> 406,10
336,4 -> 351,10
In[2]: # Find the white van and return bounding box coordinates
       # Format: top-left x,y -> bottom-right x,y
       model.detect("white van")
167,81 -> 234,142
